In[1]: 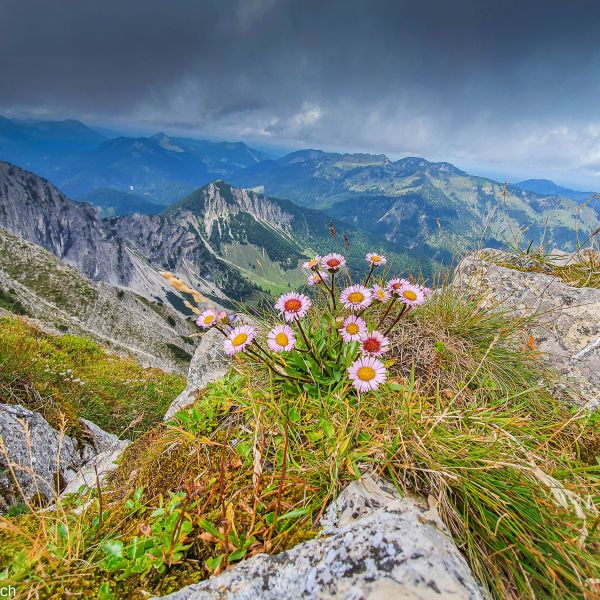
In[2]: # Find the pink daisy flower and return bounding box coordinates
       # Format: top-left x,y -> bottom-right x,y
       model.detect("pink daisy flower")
321,253 -> 346,272
348,356 -> 387,392
398,283 -> 426,307
302,256 -> 322,271
359,330 -> 390,357
386,278 -> 410,296
196,309 -> 218,329
365,252 -> 387,266
267,324 -> 296,352
340,284 -> 373,311
306,271 -> 329,286
371,284 -> 390,302
274,292 -> 312,321
339,315 -> 367,342
223,324 -> 256,355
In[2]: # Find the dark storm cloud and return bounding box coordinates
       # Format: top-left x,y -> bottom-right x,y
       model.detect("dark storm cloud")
1,0 -> 600,187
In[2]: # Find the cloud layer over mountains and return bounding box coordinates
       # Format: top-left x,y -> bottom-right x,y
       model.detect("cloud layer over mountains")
1,0 -> 599,188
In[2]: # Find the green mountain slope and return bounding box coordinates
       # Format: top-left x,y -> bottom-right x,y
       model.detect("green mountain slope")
231,152 -> 600,261
164,181 -> 438,292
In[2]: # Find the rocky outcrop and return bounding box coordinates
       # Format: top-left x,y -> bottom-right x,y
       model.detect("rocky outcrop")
60,419 -> 129,499
161,475 -> 489,600
0,404 -> 84,510
455,250 -> 600,408
0,403 -> 130,510
164,328 -> 230,420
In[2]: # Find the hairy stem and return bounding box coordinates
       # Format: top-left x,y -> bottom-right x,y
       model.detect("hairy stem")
376,296 -> 397,329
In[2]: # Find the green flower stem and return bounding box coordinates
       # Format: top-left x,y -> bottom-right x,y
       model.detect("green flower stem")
295,317 -> 320,363
330,271 -> 337,311
246,346 -> 310,384
364,264 -> 375,286
384,304 -> 409,336
376,296 -> 397,329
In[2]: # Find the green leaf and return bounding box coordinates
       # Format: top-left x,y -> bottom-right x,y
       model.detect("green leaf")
56,522 -> 69,541
277,506 -> 310,521
205,554 -> 225,572
228,548 -> 247,562
288,406 -> 302,423
101,539 -> 124,558
97,582 -> 113,600
320,419 -> 335,439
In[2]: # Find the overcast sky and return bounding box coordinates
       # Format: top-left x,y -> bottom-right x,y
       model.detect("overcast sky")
1,0 -> 599,189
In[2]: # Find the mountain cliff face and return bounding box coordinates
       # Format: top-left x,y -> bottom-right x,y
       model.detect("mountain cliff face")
0,162 -> 251,308
231,151 -> 600,262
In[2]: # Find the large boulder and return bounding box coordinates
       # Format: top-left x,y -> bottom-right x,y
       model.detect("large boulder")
0,404 -> 84,510
164,328 -> 230,420
160,474 -> 489,600
0,404 -> 129,510
455,250 -> 600,408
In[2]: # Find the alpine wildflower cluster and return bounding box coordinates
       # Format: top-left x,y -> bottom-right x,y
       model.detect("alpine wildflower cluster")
196,252 -> 430,394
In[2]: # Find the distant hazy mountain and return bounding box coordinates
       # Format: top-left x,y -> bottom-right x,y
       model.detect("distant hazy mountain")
0,115 -> 105,175
75,188 -> 164,217
0,116 -> 271,206
55,133 -> 271,203
515,179 -> 596,203
231,151 -> 600,261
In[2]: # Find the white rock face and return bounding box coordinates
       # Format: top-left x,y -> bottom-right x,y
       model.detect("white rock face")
164,327 -> 230,420
0,404 -> 130,510
0,404 -> 83,510
160,475 -> 489,600
455,251 -> 600,408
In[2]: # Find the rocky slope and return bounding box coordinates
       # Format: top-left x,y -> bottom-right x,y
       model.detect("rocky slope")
0,227 -> 195,371
163,180 -> 436,292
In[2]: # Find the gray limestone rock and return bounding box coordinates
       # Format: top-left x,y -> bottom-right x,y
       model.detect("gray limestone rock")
164,327 -> 231,420
159,474 -> 489,600
454,250 -> 600,408
0,404 -> 83,510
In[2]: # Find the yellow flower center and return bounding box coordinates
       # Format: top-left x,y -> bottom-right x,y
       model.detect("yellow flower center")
346,323 -> 359,335
357,366 -> 376,381
232,333 -> 248,347
309,259 -> 318,266
403,290 -> 417,301
371,255 -> 381,263
347,292 -> 364,303
376,290 -> 385,299
204,314 -> 215,324
275,333 -> 289,346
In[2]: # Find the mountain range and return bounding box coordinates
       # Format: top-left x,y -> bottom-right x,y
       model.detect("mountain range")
231,151 -> 600,261
1,114 -> 599,277
0,162 -> 422,317
0,116 -> 270,205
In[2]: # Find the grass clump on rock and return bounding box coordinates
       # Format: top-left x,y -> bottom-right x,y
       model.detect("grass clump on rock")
1,252 -> 599,599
